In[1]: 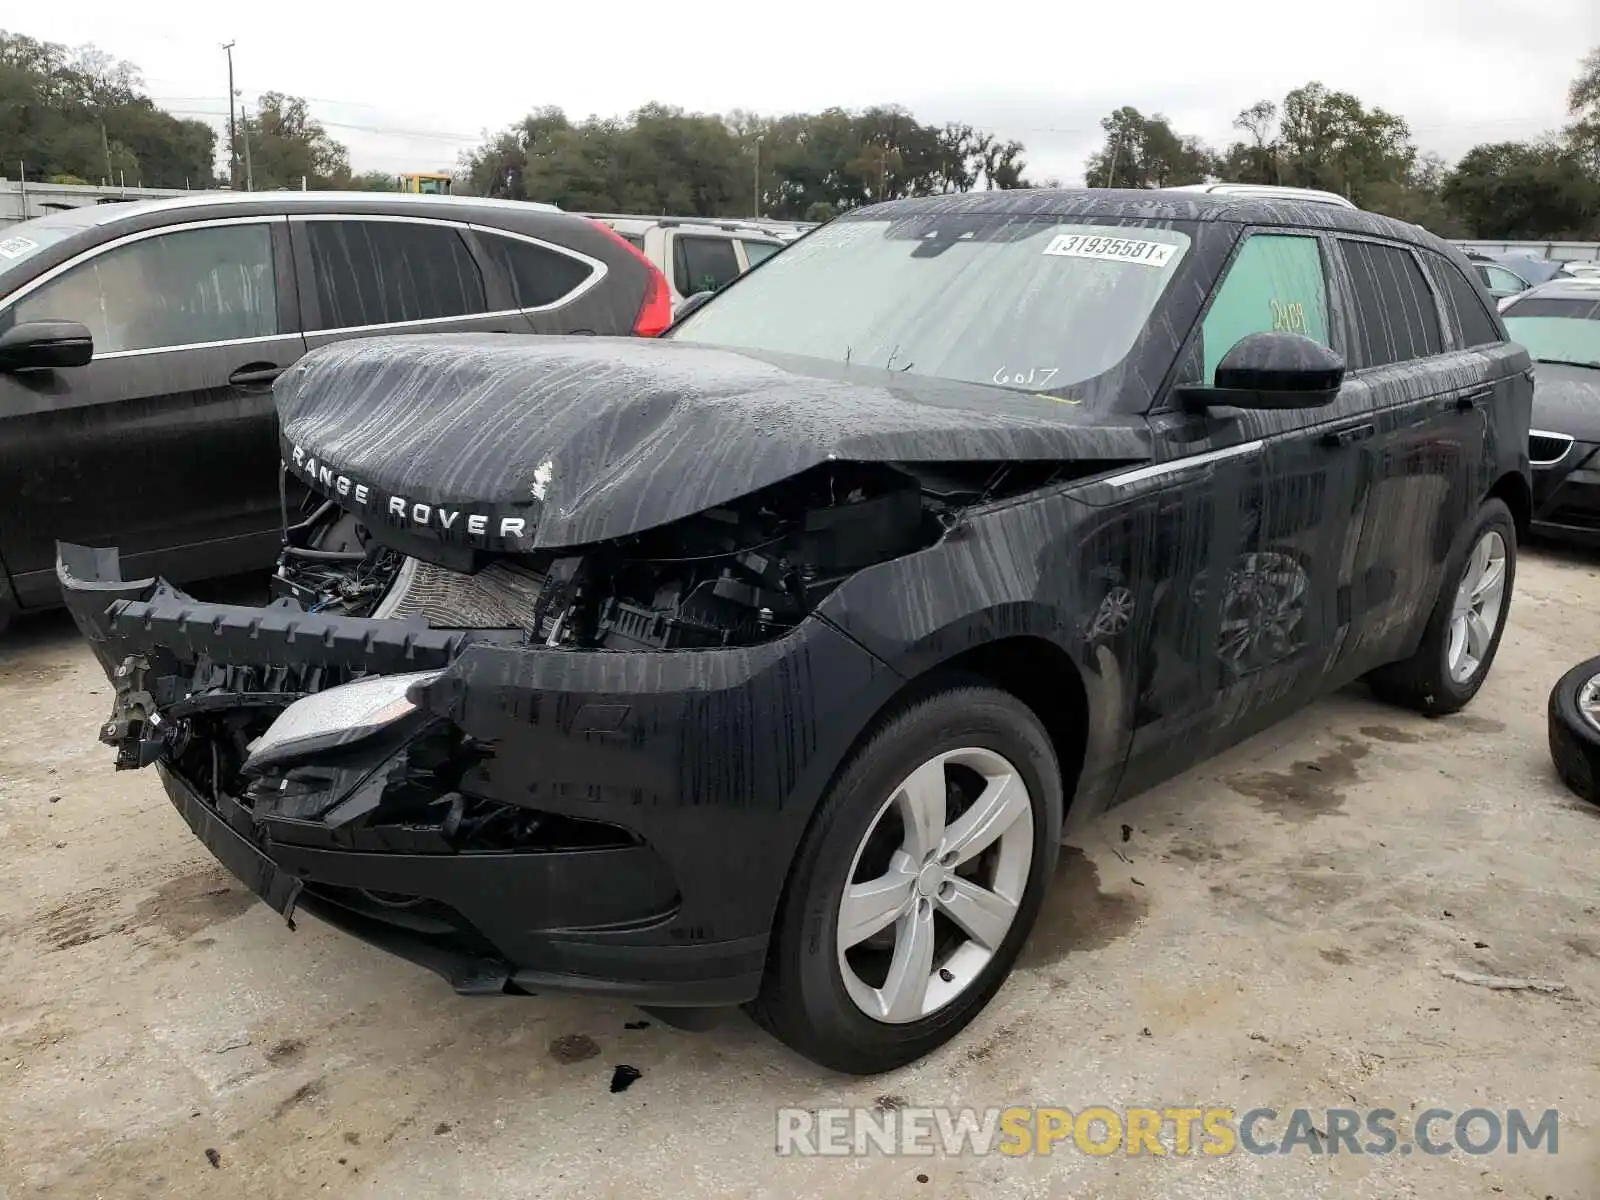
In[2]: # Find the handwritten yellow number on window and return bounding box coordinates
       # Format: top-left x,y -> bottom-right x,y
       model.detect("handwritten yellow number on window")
1269,298 -> 1308,335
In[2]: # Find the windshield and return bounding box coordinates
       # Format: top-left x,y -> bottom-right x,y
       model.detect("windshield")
670,213 -> 1192,394
1504,296 -> 1600,368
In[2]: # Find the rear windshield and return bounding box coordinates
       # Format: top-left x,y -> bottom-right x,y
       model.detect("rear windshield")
1504,296 -> 1600,368
669,212 -> 1192,395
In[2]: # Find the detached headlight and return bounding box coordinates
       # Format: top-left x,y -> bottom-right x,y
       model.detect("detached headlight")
244,670 -> 442,772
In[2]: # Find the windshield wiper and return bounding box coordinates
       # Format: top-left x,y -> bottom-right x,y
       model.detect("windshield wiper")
1536,358 -> 1600,370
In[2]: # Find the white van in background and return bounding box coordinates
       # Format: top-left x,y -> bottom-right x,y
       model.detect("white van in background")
581,213 -> 807,303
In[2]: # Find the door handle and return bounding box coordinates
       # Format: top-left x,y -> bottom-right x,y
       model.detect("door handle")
1319,422 -> 1375,448
228,362 -> 284,388
1457,387 -> 1494,412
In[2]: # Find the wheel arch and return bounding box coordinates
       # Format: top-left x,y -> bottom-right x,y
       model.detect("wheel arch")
1487,470 -> 1531,538
815,631 -> 1093,837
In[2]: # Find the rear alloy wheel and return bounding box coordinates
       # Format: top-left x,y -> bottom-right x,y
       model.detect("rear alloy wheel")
1547,655 -> 1600,805
1367,498 -> 1516,716
750,684 -> 1061,1074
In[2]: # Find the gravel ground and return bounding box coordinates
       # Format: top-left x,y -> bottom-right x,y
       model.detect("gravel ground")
1,548 -> 1597,1199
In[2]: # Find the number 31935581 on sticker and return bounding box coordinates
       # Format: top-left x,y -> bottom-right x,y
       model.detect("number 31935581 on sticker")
1041,233 -> 1177,267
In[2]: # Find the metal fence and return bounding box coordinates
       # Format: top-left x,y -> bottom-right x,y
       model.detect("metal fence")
0,179 -> 216,227
1453,240 -> 1600,263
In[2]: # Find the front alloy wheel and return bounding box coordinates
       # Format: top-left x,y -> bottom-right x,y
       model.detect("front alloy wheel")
750,683 -> 1061,1074
837,747 -> 1034,1023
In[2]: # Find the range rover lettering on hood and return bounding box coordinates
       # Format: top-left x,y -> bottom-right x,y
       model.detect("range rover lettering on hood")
284,443 -> 538,548
272,331 -> 1155,552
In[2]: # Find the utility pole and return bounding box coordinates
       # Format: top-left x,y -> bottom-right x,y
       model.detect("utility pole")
101,123 -> 113,188
1104,130 -> 1123,188
752,134 -> 763,218
241,107 -> 255,191
222,41 -> 238,189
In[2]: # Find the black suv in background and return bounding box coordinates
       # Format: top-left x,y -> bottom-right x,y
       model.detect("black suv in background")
62,190 -> 1531,1073
0,192 -> 672,629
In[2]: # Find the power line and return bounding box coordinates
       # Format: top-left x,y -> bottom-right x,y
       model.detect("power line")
156,105 -> 483,144
150,97 -> 1563,150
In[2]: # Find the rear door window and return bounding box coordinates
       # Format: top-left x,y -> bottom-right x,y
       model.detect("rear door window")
302,219 -> 486,330
1339,240 -> 1444,367
479,233 -> 597,309
673,235 -> 741,296
11,221 -> 278,353
1200,233 -> 1330,384
740,239 -> 783,268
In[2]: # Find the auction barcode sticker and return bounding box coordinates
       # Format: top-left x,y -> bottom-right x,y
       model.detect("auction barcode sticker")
1042,233 -> 1176,267
0,236 -> 38,260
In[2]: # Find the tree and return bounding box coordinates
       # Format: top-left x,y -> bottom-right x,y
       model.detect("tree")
1217,101 -> 1280,184
461,103 -> 1035,220
1442,141 -> 1598,238
346,170 -> 398,191
1566,45 -> 1600,169
235,93 -> 351,190
0,31 -> 216,187
1084,107 -> 1213,189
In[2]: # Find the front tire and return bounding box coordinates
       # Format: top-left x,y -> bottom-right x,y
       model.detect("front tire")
749,683 -> 1062,1075
1548,655 -> 1600,805
1367,498 -> 1516,717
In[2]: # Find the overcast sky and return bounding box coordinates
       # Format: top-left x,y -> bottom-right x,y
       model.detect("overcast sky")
15,0 -> 1600,187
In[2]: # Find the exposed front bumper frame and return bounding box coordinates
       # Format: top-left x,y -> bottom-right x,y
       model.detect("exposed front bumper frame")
57,541 -> 901,1009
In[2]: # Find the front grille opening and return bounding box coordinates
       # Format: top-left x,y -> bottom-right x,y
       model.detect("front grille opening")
1530,433 -> 1574,467
440,797 -> 641,854
373,558 -> 545,628
301,884 -> 503,958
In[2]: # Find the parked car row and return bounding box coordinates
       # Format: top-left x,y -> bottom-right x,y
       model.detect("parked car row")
53,182 -> 1535,1072
581,212 -> 810,304
1462,248 -> 1599,306
0,194 -> 814,630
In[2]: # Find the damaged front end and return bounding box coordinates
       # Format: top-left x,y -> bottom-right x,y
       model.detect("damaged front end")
268,457 -> 1062,647
58,453 -> 1091,1004
60,337 -> 1151,1009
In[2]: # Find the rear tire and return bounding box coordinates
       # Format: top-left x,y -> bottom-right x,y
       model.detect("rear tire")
1367,498 -> 1515,717
749,683 -> 1062,1074
1548,655 -> 1600,806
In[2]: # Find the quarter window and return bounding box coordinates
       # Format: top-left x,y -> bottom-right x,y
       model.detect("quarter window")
673,235 -> 741,296
1200,233 -> 1330,384
1482,265 -> 1527,295
479,233 -> 596,309
11,222 -> 278,353
1340,240 -> 1444,367
303,220 -> 486,330
740,239 -> 782,267
1432,257 -> 1503,348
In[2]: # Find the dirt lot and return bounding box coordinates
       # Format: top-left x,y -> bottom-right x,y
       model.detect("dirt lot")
1,549 -> 1597,1200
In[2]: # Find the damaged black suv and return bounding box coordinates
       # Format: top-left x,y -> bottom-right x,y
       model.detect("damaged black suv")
61,190 -> 1532,1074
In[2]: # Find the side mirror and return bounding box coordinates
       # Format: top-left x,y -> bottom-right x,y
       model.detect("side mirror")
1177,331 -> 1343,411
0,321 -> 94,373
672,290 -> 716,323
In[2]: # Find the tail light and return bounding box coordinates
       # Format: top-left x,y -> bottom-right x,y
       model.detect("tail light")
589,220 -> 675,337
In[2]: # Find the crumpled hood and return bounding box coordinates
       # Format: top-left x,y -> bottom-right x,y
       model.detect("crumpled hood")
1531,363 -> 1600,441
274,333 -> 1151,551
